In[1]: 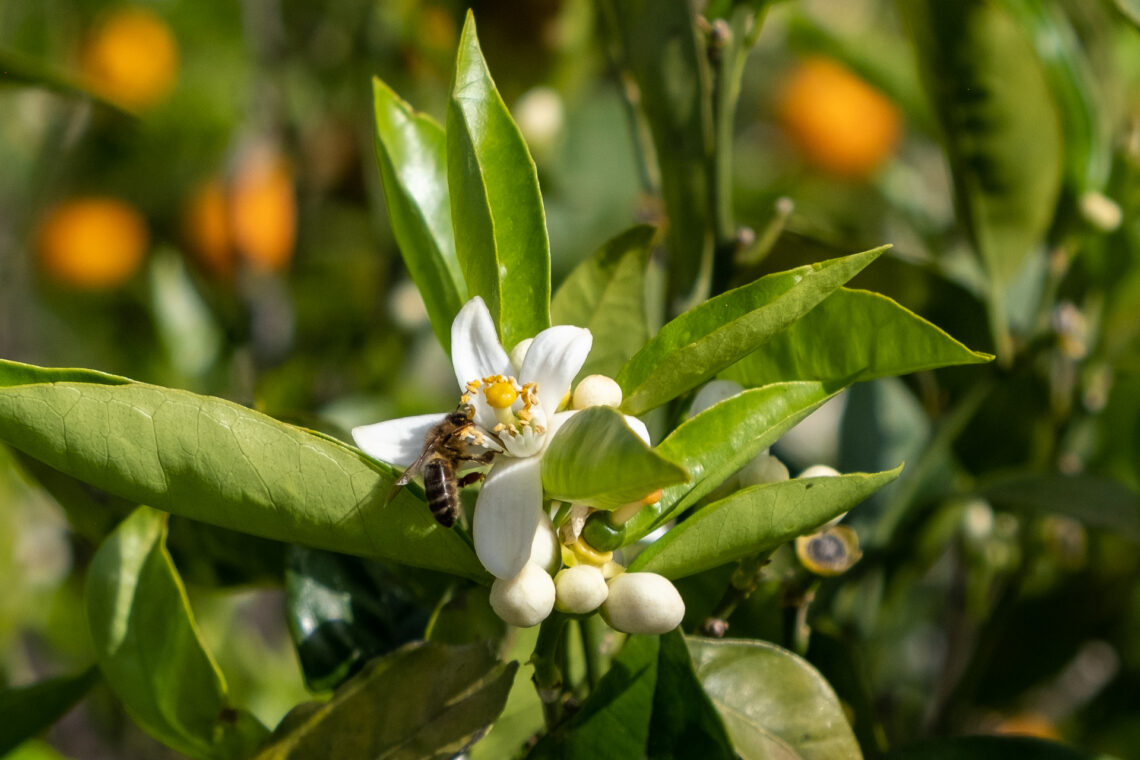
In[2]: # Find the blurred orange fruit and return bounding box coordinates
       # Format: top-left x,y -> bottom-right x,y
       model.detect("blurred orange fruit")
183,179 -> 235,278
993,712 -> 1062,741
82,7 -> 178,109
38,197 -> 149,289
776,57 -> 902,179
231,147 -> 296,272
183,146 -> 297,277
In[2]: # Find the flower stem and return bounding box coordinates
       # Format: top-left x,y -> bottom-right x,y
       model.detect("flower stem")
531,612 -> 569,730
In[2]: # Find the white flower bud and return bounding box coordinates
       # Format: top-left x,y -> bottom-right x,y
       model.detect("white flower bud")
1079,191 -> 1122,232
554,565 -> 609,614
514,86 -> 564,157
509,337 -> 534,373
601,572 -> 685,634
572,374 -> 623,409
799,464 -> 840,479
687,380 -> 743,418
530,511 -> 561,575
739,451 -> 790,486
489,562 -> 556,628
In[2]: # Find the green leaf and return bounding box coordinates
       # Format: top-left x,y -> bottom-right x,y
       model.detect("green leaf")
722,289 -> 992,387
529,632 -> 733,759
884,735 -> 1116,760
447,11 -> 550,350
901,0 -> 1062,357
598,0 -> 714,308
648,630 -> 735,759
630,468 -> 902,579
617,247 -> 887,415
0,360 -> 486,580
0,668 -> 100,755
686,637 -> 863,760
654,381 -> 837,526
373,78 -> 467,351
254,641 -> 517,760
541,406 -> 688,509
552,224 -> 654,379
0,45 -> 130,115
86,507 -> 269,759
285,546 -> 432,692
1002,0 -> 1110,195
979,474 -> 1140,542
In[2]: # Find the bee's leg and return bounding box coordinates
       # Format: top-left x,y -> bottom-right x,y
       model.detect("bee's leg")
457,472 -> 485,487
457,450 -> 497,466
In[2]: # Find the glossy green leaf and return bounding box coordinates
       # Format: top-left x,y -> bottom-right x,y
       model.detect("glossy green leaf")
598,0 -> 714,308
686,637 -> 862,760
285,546 -> 432,692
617,247 -> 887,415
447,11 -> 550,350
86,507 -> 268,759
373,77 -> 467,351
722,289 -> 992,388
551,224 -> 654,379
541,406 -> 688,509
0,360 -> 486,580
901,0 -> 1062,356
648,630 -> 735,759
630,468 -> 902,579
0,667 -> 99,755
255,641 -> 517,760
529,632 -> 733,759
654,382 -> 837,525
884,735 -> 1115,760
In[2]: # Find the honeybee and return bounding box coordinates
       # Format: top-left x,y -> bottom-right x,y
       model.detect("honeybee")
395,403 -> 500,527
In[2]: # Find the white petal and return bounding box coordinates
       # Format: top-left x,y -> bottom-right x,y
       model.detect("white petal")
520,325 -> 592,415
451,296 -> 512,390
351,413 -> 447,468
540,410 -> 578,453
623,415 -> 652,445
474,456 -> 543,579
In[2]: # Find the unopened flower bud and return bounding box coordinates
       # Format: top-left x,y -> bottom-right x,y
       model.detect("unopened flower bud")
1079,191 -> 1122,232
509,338 -> 533,372
572,374 -> 623,409
555,565 -> 609,613
739,451 -> 790,486
688,380 -> 743,418
489,562 -> 555,627
601,572 -> 685,634
799,464 -> 840,479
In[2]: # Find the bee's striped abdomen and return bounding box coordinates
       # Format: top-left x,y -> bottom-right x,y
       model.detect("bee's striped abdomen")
423,456 -> 458,527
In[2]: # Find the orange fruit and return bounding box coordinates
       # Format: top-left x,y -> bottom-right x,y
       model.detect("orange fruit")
38,197 -> 149,289
183,147 -> 297,277
230,147 -> 297,272
82,7 -> 179,109
776,57 -> 902,179
183,178 -> 235,278
993,712 -> 1062,741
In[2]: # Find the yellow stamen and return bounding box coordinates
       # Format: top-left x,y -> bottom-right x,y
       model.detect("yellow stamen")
641,489 -> 663,506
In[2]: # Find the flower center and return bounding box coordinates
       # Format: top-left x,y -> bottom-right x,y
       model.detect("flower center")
463,375 -> 546,457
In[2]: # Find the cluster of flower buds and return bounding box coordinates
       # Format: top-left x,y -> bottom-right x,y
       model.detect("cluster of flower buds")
487,373 -> 685,634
